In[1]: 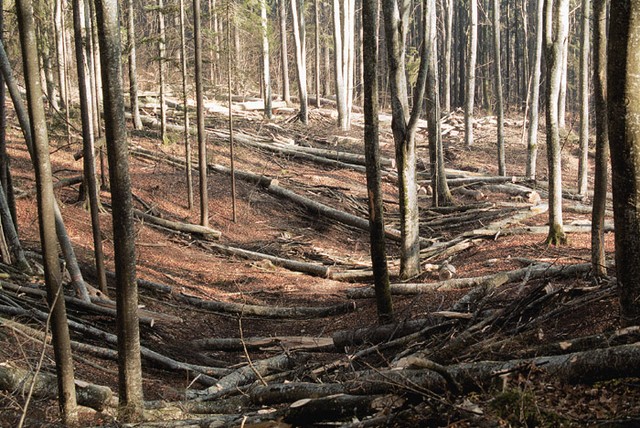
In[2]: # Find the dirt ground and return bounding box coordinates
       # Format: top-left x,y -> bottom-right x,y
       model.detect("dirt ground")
1,99 -> 638,427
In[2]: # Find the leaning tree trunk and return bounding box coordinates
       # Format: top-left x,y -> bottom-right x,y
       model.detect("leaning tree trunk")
94,0 -> 145,419
591,0 -> 608,278
577,0 -> 591,196
290,0 -> 308,124
362,0 -> 393,324
608,0 -> 640,325
464,0 -> 477,149
493,0 -> 506,176
544,0 -> 569,245
16,0 -> 78,423
526,0 -> 544,179
73,0 -> 107,295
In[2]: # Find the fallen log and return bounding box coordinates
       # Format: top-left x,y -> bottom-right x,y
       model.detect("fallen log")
346,263 -> 593,298
332,318 -> 434,349
177,292 -> 356,319
0,363 -> 114,411
132,208 -> 222,240
190,336 -> 335,352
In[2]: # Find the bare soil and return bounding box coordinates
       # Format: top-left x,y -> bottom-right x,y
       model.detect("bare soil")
1,100 -> 637,427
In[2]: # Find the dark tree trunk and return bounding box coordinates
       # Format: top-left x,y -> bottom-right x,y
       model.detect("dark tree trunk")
363,0 -> 393,324
608,0 -> 640,325
94,0 -> 145,419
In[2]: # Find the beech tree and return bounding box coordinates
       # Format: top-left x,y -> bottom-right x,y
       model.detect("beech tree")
261,0 -> 272,119
382,0 -> 429,279
127,0 -> 143,129
544,0 -> 569,245
464,0 -> 477,149
363,0 -> 392,324
290,0 -> 308,123
179,0 -> 193,209
16,0 -> 78,422
608,0 -> 640,325
279,0 -> 291,104
332,0 -> 355,130
492,0 -> 505,176
591,0 -> 608,278
94,0 -> 145,419
157,0 -> 167,143
577,0 -> 591,196
194,0 -> 209,227
526,0 -> 545,179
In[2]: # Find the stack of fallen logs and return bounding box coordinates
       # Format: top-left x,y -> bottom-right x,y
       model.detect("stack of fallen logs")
2,254 -> 638,426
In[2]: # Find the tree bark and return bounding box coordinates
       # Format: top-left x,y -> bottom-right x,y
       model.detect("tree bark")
493,0 -> 506,176
194,0 -> 209,227
608,0 -> 640,325
179,0 -> 193,210
591,0 -> 608,277
291,0 -> 309,123
261,0 -> 272,119
279,0 -> 291,104
526,0 -> 544,179
363,0 -> 393,324
577,0 -> 591,196
94,0 -> 145,419
16,0 -> 78,422
126,0 -> 143,129
464,0 -> 477,149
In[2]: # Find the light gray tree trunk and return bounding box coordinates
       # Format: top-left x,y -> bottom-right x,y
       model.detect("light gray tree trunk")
291,0 -> 308,123
16,0 -> 78,422
261,0 -> 272,119
441,0 -> 453,112
158,0 -> 167,143
526,0 -> 544,179
544,0 -> 569,245
279,0 -> 291,103
194,0 -> 209,227
464,0 -> 477,148
577,0 -> 591,196
127,0 -> 143,129
179,0 -> 193,209
493,0 -> 506,175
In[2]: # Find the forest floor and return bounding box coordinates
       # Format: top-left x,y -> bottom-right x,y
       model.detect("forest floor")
1,95 -> 639,427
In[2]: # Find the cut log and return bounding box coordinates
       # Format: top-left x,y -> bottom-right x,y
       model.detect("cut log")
346,263 -> 593,298
178,292 -> 356,319
132,208 -> 221,239
190,336 -> 335,352
0,363 -> 113,411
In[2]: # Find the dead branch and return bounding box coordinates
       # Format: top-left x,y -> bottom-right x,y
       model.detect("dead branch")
190,336 -> 334,352
132,208 -> 222,240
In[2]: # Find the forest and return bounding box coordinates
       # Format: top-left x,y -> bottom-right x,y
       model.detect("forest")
1,0 -> 640,425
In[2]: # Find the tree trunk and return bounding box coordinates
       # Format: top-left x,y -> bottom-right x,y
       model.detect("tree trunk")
194,0 -> 209,227
54,0 -> 67,111
577,0 -> 591,196
291,0 -> 308,123
363,0 -> 393,324
179,0 -> 193,210
591,0 -> 608,278
442,0 -> 452,112
526,0 -> 544,179
493,0 -> 506,176
544,0 -> 569,245
425,0 -> 452,206
261,0 -> 272,119
333,0 -> 355,130
314,0 -> 321,108
127,0 -> 143,130
558,24 -> 569,130
94,0 -> 145,419
279,0 -> 291,104
608,0 -> 640,325
157,0 -> 167,143
72,0 -> 107,295
16,0 -> 78,422
464,0 -> 477,148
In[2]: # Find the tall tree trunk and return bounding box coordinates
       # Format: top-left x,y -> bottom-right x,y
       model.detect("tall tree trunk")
464,0 -> 477,148
493,0 -> 506,175
54,0 -> 67,110
279,0 -> 291,104
261,0 -> 272,118
126,0 -> 143,129
608,0 -> 640,325
94,0 -> 145,419
158,0 -> 167,143
363,0 -> 393,325
544,0 -> 569,245
426,0 -> 451,206
227,0 -> 237,222
577,0 -> 591,196
291,0 -> 308,123
591,0 -> 608,278
314,0 -> 321,108
333,0 -> 356,130
179,0 -> 193,209
526,0 -> 544,179
16,0 -> 78,423
194,0 -> 209,227
382,0 -> 428,279
73,0 -> 107,295
441,0 -> 453,112
558,25 -> 568,129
